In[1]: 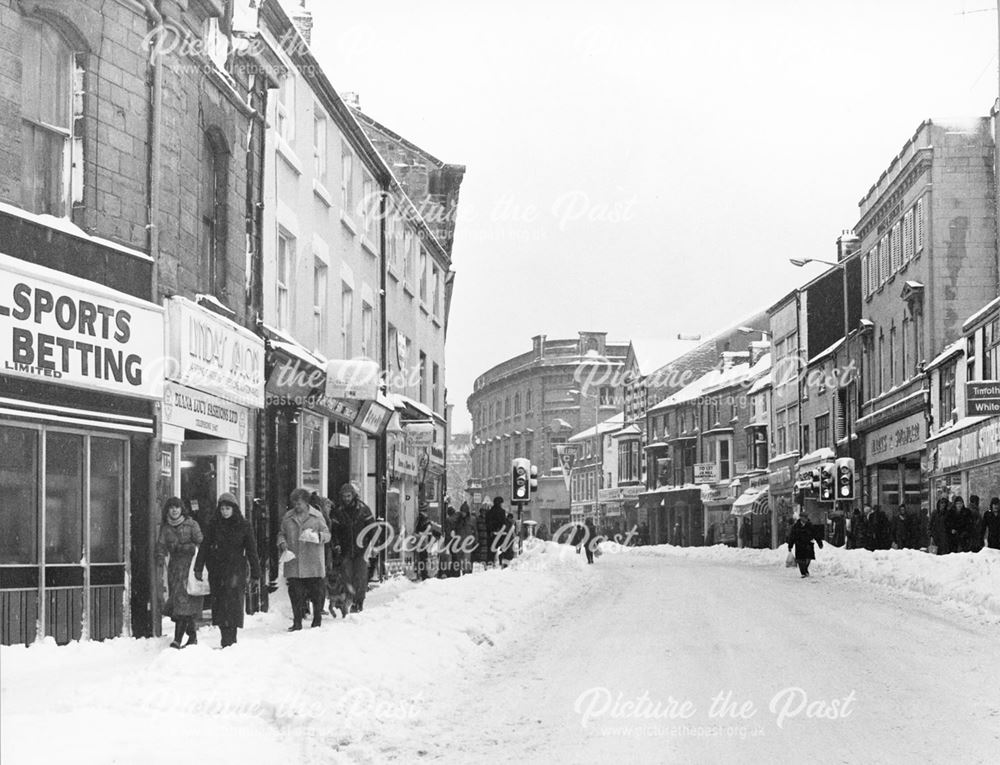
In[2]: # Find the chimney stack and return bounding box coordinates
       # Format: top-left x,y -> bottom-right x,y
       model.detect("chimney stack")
532,334 -> 546,360
291,0 -> 313,46
836,229 -> 860,262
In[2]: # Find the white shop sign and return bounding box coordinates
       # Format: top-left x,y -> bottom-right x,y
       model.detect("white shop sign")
694,462 -> 719,484
393,450 -> 418,478
0,252 -> 164,399
165,296 -> 264,408
162,381 -> 249,441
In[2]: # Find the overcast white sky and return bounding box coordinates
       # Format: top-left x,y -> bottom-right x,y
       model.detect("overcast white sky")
304,0 -> 998,432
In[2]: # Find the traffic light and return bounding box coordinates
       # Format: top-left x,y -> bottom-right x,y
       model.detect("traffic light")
511,457 -> 530,503
835,457 -> 855,500
529,464 -> 539,496
819,462 -> 835,502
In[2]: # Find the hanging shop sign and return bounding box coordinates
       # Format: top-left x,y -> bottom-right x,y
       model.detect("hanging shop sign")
162,381 -> 249,442
0,252 -> 164,399
405,421 -> 436,446
393,449 -> 418,478
865,411 -> 924,464
325,358 -> 379,400
165,297 -> 264,408
355,398 -> 393,436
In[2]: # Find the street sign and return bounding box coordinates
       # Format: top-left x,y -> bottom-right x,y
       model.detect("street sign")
966,381 -> 1000,415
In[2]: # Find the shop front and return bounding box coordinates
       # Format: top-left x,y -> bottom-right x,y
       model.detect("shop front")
862,411 -> 925,517
638,486 -> 702,546
767,455 -> 797,549
928,416 -> 1000,511
160,297 -> 264,532
0,253 -> 163,645
730,476 -> 771,548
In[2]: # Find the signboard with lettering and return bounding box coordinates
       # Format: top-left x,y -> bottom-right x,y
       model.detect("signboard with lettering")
165,297 -> 264,408
598,487 -> 621,502
325,358 -> 379,401
865,412 -> 924,464
354,399 -> 392,435
694,462 -> 719,484
162,381 -> 249,441
966,381 -> 1000,416
555,444 -> 579,491
393,449 -> 418,478
932,417 -> 1000,473
0,252 -> 164,399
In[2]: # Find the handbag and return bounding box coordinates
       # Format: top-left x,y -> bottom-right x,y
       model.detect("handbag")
785,550 -> 795,568
186,551 -> 210,596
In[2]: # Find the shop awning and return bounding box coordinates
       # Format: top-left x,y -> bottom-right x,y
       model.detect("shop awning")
731,487 -> 769,516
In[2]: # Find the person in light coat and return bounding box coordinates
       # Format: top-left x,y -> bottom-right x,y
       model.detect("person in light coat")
156,496 -> 203,648
278,487 -> 332,630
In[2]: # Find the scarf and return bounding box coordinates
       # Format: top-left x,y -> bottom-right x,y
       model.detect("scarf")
167,514 -> 185,527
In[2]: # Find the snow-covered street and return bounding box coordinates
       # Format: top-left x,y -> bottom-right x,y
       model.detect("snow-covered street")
3,543 -> 999,765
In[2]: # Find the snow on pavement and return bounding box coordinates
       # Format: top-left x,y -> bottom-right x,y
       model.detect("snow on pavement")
2,542 -> 999,764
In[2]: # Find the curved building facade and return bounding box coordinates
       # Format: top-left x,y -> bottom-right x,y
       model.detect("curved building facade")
466,332 -> 635,532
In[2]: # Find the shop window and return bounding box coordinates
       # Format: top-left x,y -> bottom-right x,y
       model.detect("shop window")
300,413 -> 324,494
89,437 -> 125,563
21,19 -> 81,216
45,432 -> 84,564
0,425 -> 39,563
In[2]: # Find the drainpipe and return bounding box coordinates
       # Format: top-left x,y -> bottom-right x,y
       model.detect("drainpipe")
142,0 -> 164,638
377,187 -> 388,578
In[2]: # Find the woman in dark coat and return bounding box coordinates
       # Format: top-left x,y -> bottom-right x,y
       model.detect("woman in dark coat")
929,496 -> 951,554
498,513 -> 517,567
787,514 -> 823,578
156,497 -> 203,648
194,492 -> 261,647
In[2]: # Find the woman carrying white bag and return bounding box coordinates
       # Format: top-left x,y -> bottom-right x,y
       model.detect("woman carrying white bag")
155,497 -> 204,649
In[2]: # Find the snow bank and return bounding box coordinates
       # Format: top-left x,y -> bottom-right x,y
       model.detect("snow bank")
625,542 -> 1000,617
0,542 -> 590,765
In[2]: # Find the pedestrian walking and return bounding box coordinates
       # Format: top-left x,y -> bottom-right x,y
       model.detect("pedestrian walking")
929,497 -> 952,554
438,505 -> 457,578
414,505 -> 432,580
486,496 -> 507,565
786,513 -> 823,577
966,495 -> 983,552
951,495 -> 973,553
453,502 -> 477,575
476,503 -> 491,566
331,483 -> 376,612
831,514 -> 846,547
846,509 -> 861,549
891,505 -> 917,550
498,513 -> 516,567
278,488 -> 331,631
193,493 -> 261,648
871,505 -> 892,550
583,517 -> 598,564
981,497 -> 1000,550
156,497 -> 203,649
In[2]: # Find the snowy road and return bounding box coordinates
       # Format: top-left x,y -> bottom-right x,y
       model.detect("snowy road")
3,545 -> 999,764
388,550 -> 1000,764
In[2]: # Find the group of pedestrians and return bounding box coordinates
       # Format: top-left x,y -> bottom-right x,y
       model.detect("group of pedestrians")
414,496 -> 517,579
156,482 -> 376,649
928,495 -> 1000,554
156,492 -> 261,649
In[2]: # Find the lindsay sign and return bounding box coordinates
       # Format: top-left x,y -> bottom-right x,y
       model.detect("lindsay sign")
0,253 -> 164,399
165,297 -> 264,407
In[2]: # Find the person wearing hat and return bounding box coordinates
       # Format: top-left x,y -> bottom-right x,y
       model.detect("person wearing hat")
278,488 -> 332,630
155,496 -> 203,648
331,482 -> 376,611
194,493 -> 261,647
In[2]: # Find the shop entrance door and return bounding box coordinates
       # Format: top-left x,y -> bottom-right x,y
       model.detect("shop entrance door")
181,440 -> 246,530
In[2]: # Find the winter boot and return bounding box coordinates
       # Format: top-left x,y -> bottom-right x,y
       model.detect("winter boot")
183,618 -> 198,647
170,621 -> 184,649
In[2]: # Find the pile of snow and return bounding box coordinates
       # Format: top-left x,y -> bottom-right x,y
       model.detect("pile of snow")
0,541 -> 590,765
625,542 -> 1000,616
